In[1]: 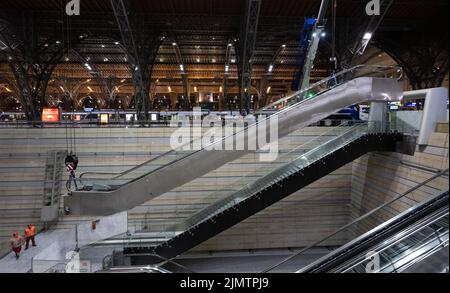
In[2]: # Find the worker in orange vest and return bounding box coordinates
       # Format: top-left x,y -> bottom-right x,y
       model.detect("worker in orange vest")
24,224 -> 37,250
10,233 -> 23,259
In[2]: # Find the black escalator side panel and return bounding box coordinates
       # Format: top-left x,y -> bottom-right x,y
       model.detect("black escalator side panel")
127,133 -> 403,262
303,191 -> 449,273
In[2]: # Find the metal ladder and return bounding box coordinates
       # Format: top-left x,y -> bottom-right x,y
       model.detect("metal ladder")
41,150 -> 67,222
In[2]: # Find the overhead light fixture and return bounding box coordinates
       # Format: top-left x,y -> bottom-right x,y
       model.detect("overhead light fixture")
65,57 -> 70,62
212,58 -> 216,63
225,65 -> 230,72
59,86 -> 65,92
196,58 -> 200,63
363,32 -> 373,40
194,86 -> 198,92
101,44 -> 105,48
87,86 -> 93,92
114,42 -> 120,45
282,44 -> 286,48
231,59 -> 236,63
56,40 -> 61,44
228,43 -> 232,47
86,79 -> 91,83
5,87 -> 12,93
84,63 -> 92,71
268,65 -> 274,73
159,58 -> 164,62
168,86 -> 172,92
179,64 -> 184,72
104,58 -> 109,62
219,86 -> 223,93
266,86 -> 271,94
120,79 -> 126,83
172,42 -> 177,46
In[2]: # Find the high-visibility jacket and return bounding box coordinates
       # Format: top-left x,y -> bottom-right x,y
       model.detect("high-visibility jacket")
10,236 -> 22,248
25,226 -> 36,238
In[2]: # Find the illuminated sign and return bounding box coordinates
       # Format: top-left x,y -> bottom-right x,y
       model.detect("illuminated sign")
42,108 -> 60,122
100,114 -> 109,124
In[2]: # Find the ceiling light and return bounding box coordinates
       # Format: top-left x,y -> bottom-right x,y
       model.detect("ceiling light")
5,87 -> 12,93
179,64 -> 184,71
104,58 -> 109,62
266,86 -> 271,94
228,43 -> 232,47
172,42 -> 177,46
268,65 -> 274,73
219,86 -> 223,93
84,63 -> 92,71
231,59 -> 236,63
101,44 -> 105,48
120,79 -> 126,83
194,86 -> 198,92
168,86 -> 172,92
282,44 -> 286,48
196,58 -> 200,63
225,65 -> 229,72
114,42 -> 120,45
212,59 -> 216,63
363,32 -> 373,40
87,86 -> 93,92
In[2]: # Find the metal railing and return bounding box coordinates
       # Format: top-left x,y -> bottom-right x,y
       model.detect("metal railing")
261,168 -> 449,273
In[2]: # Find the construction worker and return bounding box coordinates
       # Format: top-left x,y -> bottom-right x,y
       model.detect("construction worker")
10,233 -> 23,259
24,224 -> 37,250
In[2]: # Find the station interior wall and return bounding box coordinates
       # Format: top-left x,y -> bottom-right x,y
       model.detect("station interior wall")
0,122 -> 448,256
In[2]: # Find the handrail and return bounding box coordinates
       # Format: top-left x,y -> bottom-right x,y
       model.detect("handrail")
259,65 -> 402,111
339,211 -> 449,273
116,252 -> 196,273
78,65 -> 402,188
261,168 -> 449,273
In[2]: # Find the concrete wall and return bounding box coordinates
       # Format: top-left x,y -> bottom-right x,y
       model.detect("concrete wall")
0,126 -> 352,254
1,122 -> 448,256
349,125 -> 449,237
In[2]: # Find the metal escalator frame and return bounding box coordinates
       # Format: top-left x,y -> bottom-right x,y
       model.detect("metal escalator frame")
298,190 -> 449,273
77,65 -> 402,188
261,168 -> 449,273
124,132 -> 404,261
168,121 -> 367,232
341,211 -> 449,273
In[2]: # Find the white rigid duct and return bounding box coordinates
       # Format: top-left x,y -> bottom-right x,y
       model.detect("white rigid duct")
65,77 -> 403,216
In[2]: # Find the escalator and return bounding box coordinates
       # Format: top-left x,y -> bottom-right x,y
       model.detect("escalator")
120,123 -> 412,264
298,191 -> 449,273
66,65 -> 403,216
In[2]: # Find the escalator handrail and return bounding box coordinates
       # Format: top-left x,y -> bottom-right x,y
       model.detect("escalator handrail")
339,211 -> 449,273
261,168 -> 449,273
78,65 -> 402,186
298,190 -> 449,273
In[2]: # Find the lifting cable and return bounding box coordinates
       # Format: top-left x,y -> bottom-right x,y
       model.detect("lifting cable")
60,0 -> 79,178
330,0 -> 337,72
